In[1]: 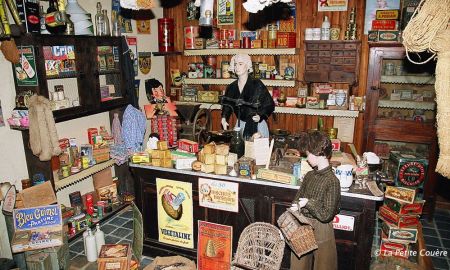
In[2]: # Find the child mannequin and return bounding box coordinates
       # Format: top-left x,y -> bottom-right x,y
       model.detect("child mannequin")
288,131 -> 341,270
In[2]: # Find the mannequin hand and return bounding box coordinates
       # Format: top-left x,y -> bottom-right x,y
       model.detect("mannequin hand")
298,198 -> 309,208
252,114 -> 261,122
289,203 -> 298,212
221,118 -> 229,130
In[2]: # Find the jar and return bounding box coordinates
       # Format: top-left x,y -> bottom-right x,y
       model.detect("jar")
268,24 -> 277,48
221,61 -> 230,78
252,62 -> 261,79
61,165 -> 70,178
158,18 -> 174,52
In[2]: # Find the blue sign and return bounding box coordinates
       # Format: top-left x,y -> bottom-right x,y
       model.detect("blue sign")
13,205 -> 62,231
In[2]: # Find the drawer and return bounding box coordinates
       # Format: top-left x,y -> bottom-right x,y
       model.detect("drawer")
332,43 -> 344,50
304,71 -> 328,82
319,51 -> 331,57
331,51 -> 344,57
343,57 -> 356,65
331,57 -> 344,65
343,50 -> 356,57
344,43 -> 357,50
329,70 -> 355,83
306,57 -> 319,64
319,57 -> 331,64
306,43 -> 319,50
306,51 -> 319,56
319,43 -> 331,50
305,64 -> 318,71
318,64 -> 331,71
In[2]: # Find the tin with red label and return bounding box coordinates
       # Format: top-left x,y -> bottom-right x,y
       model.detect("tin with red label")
184,26 -> 198,49
158,18 -> 175,52
389,152 -> 428,191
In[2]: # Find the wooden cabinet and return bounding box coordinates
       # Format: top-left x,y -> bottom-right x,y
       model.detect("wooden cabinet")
363,43 -> 437,218
13,34 -> 129,122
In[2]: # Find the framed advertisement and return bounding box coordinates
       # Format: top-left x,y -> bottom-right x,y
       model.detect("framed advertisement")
318,0 -> 348,12
217,0 -> 234,25
364,0 -> 400,34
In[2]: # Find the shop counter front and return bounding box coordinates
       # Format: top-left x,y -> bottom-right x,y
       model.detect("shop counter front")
131,164 -> 383,270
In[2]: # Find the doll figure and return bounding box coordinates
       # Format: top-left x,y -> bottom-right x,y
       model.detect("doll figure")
144,79 -> 177,118
221,54 -> 275,138
281,131 -> 341,270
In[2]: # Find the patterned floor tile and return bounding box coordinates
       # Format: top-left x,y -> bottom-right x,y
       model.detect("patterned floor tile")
70,240 -> 85,253
422,227 -> 439,237
119,210 -> 133,219
424,236 -> 442,247
114,227 -> 133,239
123,220 -> 133,229
107,216 -> 129,226
99,223 -> 118,234
105,235 -> 122,244
438,228 -> 450,239
431,256 -> 449,269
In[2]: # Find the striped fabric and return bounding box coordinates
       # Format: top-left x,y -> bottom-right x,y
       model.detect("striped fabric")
121,105 -> 146,152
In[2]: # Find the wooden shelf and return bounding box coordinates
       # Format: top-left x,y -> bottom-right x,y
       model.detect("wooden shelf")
183,78 -> 296,87
46,72 -> 78,80
152,51 -> 182,56
380,75 -> 435,85
378,100 -> 435,110
184,48 -> 298,56
175,101 -> 360,118
54,159 -> 116,191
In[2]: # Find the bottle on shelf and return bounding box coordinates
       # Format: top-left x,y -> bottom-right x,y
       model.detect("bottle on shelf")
65,14 -> 74,35
40,5 -> 49,34
85,229 -> 98,262
230,126 -> 244,158
321,16 -> 330,40
95,224 -> 105,255
94,2 -> 105,36
45,0 -> 67,34
102,10 -> 111,36
111,10 -> 121,37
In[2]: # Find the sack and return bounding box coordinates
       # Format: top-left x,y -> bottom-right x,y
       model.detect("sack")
277,209 -> 318,257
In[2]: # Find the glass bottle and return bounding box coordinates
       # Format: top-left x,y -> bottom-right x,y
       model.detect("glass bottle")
94,2 -> 104,36
65,14 -> 74,35
230,126 -> 244,158
111,10 -> 121,37
226,0 -> 232,15
46,0 -> 67,34
40,5 -> 49,34
102,10 -> 111,36
94,224 -> 105,255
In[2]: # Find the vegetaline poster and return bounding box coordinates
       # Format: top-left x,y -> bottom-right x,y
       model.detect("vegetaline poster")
157,178 -> 194,249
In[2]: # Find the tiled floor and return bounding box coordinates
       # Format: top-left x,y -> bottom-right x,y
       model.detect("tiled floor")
371,208 -> 450,270
68,206 -> 153,269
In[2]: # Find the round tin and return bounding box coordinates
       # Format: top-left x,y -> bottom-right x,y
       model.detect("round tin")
242,37 -> 251,48
158,18 -> 174,52
184,26 -> 198,49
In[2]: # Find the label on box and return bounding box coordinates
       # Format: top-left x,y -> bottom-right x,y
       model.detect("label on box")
382,222 -> 418,244
379,205 -> 419,228
371,20 -> 398,30
397,161 -> 426,187
14,205 -> 62,231
376,10 -> 400,20
384,198 -> 425,216
332,214 -> 354,231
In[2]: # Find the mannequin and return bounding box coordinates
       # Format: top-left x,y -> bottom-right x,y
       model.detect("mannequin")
144,79 -> 177,118
221,54 -> 275,138
284,131 -> 340,270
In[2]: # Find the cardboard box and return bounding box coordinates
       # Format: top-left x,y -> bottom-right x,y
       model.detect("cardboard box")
379,240 -> 409,259
22,181 -> 56,208
175,158 -> 197,170
178,139 -> 199,153
214,164 -> 227,175
379,205 -> 419,228
389,151 -> 428,189
215,154 -> 227,165
385,186 -> 416,204
197,91 -> 219,103
97,244 -> 132,270
203,143 -> 216,154
384,198 -> 425,216
12,205 -> 63,253
371,20 -> 398,30
381,221 -> 418,244
368,30 -> 401,42
276,32 -> 296,48
93,168 -> 114,190
376,9 -> 400,20
157,141 -> 168,150
96,183 -> 118,202
93,146 -> 110,163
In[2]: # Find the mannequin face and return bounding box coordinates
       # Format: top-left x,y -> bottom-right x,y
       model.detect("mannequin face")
306,152 -> 319,167
234,60 -> 249,77
152,85 -> 164,99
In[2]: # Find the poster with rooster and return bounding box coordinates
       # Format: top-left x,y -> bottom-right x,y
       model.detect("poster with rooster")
198,221 -> 232,270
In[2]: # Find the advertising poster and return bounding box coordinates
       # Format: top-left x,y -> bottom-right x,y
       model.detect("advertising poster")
138,52 -> 152,75
157,178 -> 194,249
126,36 -> 138,76
217,0 -> 234,25
14,46 -> 38,86
199,178 -> 239,213
198,221 -> 232,270
364,0 -> 400,34
137,20 -> 151,34
318,0 -> 348,12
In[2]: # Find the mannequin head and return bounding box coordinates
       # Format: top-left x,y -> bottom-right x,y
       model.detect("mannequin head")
145,79 -> 165,102
297,131 -> 332,159
229,54 -> 253,77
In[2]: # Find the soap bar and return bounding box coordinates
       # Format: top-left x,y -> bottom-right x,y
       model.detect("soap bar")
157,141 -> 168,150
201,163 -> 215,173
215,144 -> 229,155
203,143 -> 216,154
214,164 -> 227,175
204,154 -> 215,165
215,154 -> 227,165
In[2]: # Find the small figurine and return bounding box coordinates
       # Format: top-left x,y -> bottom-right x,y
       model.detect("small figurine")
144,79 -> 178,118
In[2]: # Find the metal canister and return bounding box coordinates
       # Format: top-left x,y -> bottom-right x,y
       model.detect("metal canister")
328,128 -> 338,139
184,26 -> 198,49
268,24 -> 277,48
205,55 -> 217,69
221,61 -> 230,78
158,18 -> 174,52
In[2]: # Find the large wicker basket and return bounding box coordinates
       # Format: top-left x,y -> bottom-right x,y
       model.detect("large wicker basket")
277,209 -> 318,257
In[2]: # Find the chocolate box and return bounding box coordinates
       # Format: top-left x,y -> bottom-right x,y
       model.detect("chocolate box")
389,151 -> 428,190
379,239 -> 409,259
379,205 -> 419,228
384,198 -> 425,216
371,20 -> 398,31
384,186 -> 416,204
97,244 -> 132,270
381,221 -> 418,244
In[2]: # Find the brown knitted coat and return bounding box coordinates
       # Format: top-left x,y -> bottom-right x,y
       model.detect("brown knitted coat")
28,95 -> 61,161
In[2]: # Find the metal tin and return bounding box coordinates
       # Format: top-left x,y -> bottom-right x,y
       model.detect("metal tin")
184,26 -> 198,49
268,24 -> 277,48
61,166 -> 70,178
221,61 -> 230,78
158,18 -> 174,52
328,128 -> 338,139
242,37 -> 251,48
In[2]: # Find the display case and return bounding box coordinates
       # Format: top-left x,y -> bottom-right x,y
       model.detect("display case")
363,43 -> 438,218
12,35 -> 129,122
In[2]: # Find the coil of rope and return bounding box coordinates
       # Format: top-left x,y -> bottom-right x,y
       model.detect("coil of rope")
402,0 -> 450,177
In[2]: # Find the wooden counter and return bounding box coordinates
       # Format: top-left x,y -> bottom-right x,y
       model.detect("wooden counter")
131,164 -> 383,270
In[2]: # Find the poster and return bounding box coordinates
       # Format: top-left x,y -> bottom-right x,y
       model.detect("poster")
318,0 -> 348,12
217,0 -> 234,25
157,178 -> 194,249
198,221 -> 232,270
112,0 -> 133,33
364,0 -> 400,34
126,36 -> 138,76
137,20 -> 151,34
14,46 -> 38,86
199,178 -> 239,213
138,52 -> 152,75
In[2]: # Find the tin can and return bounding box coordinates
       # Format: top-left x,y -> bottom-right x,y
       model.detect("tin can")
158,18 -> 174,52
221,61 -> 230,78
242,37 -> 251,48
82,156 -> 89,169
62,166 -> 70,178
205,55 -> 217,69
328,128 -> 338,139
184,26 -> 198,49
268,24 -> 277,48
330,27 -> 340,40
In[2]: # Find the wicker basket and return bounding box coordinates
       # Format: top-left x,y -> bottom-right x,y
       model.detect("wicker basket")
277,209 -> 318,257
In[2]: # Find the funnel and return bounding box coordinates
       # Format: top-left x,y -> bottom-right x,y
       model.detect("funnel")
176,104 -> 201,124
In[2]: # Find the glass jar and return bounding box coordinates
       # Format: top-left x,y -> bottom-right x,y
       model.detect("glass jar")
268,24 -> 277,48
158,18 -> 175,52
230,127 -> 244,158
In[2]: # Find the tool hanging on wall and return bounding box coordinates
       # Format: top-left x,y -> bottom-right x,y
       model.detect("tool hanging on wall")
0,0 -> 23,40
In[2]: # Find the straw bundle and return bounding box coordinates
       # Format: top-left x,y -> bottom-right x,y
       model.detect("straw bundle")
402,0 -> 450,177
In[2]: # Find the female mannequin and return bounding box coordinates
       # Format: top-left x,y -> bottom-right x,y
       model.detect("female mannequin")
221,54 -> 275,138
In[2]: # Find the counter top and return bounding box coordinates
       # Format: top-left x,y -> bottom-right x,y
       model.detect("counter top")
130,163 -> 384,201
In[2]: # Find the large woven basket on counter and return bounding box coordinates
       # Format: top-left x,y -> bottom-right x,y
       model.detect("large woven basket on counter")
277,209 -> 318,257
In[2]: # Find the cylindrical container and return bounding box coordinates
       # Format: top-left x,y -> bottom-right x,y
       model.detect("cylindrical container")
95,224 -> 105,255
52,92 -> 60,101
219,28 -> 228,40
82,156 -> 89,169
57,91 -> 65,100
221,61 -> 230,78
205,55 -> 217,70
312,28 -> 321,40
61,166 -> 70,178
330,26 -> 340,40
85,229 -> 98,262
305,28 -> 313,40
184,26 -> 198,49
321,16 -> 330,40
253,62 -> 261,79
328,128 -> 338,139
242,37 -> 251,48
268,24 -> 277,48
158,18 -> 174,52
86,194 -> 94,215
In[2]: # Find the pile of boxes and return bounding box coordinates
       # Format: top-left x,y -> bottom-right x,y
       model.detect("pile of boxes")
197,143 -> 235,175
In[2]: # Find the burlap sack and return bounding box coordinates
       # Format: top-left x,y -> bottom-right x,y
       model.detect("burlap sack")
144,255 -> 196,270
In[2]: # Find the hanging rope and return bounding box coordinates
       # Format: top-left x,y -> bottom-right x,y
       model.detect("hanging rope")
402,0 -> 450,177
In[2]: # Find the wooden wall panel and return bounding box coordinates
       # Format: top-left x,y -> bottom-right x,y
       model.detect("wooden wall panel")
163,0 -> 370,154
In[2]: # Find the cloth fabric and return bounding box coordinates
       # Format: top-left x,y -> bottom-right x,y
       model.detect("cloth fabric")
112,113 -> 123,145
121,37 -> 139,108
293,166 -> 341,223
238,119 -> 269,138
222,77 -> 275,138
121,104 -> 146,152
290,217 -> 337,270
28,95 -> 61,161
